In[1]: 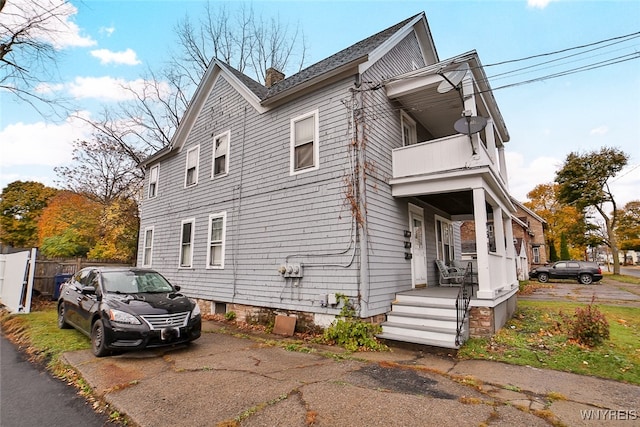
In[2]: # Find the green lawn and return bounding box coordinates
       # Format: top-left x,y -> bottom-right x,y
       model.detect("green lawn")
459,300 -> 640,385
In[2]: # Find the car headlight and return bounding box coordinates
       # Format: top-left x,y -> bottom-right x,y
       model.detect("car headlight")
191,300 -> 201,317
109,309 -> 141,325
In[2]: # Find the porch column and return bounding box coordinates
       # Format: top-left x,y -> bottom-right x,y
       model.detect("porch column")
498,145 -> 509,187
472,188 -> 492,299
493,206 -> 507,290
484,119 -> 497,165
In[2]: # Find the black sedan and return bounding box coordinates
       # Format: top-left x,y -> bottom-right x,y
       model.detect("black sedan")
57,267 -> 201,357
529,260 -> 603,285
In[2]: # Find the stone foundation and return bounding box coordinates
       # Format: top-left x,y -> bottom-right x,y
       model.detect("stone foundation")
469,306 -> 495,337
196,299 -> 384,334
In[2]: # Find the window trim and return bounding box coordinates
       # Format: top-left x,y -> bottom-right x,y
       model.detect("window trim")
179,218 -> 195,269
401,111 -> 417,146
212,130 -> 230,179
148,164 -> 159,199
435,215 -> 455,264
184,145 -> 200,188
206,211 -> 227,269
290,109 -> 319,175
532,246 -> 540,264
142,226 -> 154,267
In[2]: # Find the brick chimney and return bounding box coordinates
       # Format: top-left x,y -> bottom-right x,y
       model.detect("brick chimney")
265,67 -> 285,88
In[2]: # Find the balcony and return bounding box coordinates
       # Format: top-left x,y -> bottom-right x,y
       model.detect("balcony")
392,133 -> 504,183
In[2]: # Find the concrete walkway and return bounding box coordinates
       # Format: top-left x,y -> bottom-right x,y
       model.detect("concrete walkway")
62,303 -> 640,427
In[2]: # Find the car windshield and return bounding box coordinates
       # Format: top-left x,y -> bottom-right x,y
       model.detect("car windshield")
101,271 -> 174,294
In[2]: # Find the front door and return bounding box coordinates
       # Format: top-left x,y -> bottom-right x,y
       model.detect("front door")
409,205 -> 427,288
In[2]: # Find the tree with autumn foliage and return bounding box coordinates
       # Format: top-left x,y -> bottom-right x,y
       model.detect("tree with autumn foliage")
525,183 -> 590,262
555,147 -> 629,274
0,181 -> 58,248
88,197 -> 139,262
38,192 -> 138,261
616,200 -> 640,255
38,191 -> 102,257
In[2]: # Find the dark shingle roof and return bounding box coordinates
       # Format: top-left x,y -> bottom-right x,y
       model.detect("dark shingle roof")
261,14 -> 419,100
219,13 -> 420,102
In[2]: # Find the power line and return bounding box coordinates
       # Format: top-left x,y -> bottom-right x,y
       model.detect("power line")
484,31 -> 640,67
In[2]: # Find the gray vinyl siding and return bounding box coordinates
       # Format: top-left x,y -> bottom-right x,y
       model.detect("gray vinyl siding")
139,75 -> 361,314
355,32 -> 431,316
138,28 -> 450,319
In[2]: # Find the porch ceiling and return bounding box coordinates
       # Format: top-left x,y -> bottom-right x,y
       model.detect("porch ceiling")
399,87 -> 462,138
417,190 -> 473,216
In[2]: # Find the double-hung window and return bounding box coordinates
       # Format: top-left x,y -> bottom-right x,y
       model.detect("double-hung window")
185,146 -> 200,187
179,219 -> 195,268
206,212 -> 226,268
290,110 -> 319,174
148,165 -> 159,198
212,131 -> 230,178
401,111 -> 417,146
435,216 -> 455,264
532,246 -> 540,264
142,227 -> 153,266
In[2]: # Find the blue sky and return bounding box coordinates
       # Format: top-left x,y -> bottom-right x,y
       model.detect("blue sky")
1,0 -> 639,206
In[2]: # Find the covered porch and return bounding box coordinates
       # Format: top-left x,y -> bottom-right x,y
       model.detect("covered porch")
378,52 -> 519,348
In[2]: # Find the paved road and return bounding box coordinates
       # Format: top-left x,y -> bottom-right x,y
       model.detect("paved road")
621,266 -> 640,278
0,334 -> 110,427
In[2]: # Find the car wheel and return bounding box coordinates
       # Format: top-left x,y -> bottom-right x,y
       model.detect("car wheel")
57,303 -> 71,329
537,273 -> 549,283
91,319 -> 110,357
579,274 -> 593,285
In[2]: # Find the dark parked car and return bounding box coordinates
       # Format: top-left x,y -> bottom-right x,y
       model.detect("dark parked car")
57,267 -> 201,357
529,261 -> 603,285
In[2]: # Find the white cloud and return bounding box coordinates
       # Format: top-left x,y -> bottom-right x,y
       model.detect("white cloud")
67,76 -> 170,101
99,26 -> 116,37
505,152 -> 560,202
0,115 -> 93,168
3,0 -> 96,49
90,48 -> 141,66
589,125 -> 609,136
527,0 -> 556,9
34,82 -> 65,94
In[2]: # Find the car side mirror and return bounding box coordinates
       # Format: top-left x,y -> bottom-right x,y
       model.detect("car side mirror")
81,286 -> 96,295
173,285 -> 181,292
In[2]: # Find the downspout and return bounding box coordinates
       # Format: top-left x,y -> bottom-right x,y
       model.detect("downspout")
354,81 -> 370,318
232,106 -> 248,299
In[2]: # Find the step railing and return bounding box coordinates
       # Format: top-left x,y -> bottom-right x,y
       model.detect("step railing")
455,262 -> 475,346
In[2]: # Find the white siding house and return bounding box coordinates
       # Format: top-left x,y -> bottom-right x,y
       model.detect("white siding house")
138,12 -> 519,348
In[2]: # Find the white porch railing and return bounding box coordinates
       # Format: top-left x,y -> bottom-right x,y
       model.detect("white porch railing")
392,134 -> 505,184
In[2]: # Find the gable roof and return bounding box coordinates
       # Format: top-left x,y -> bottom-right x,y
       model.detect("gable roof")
511,197 -> 546,224
141,12 -> 437,166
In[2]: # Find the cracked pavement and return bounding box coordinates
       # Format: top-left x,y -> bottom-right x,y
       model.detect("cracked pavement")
62,317 -> 639,426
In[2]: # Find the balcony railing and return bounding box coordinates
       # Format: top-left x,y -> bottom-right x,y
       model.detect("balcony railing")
392,134 -> 505,183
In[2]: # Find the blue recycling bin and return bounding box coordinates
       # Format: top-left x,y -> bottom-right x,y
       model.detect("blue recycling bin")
53,274 -> 72,300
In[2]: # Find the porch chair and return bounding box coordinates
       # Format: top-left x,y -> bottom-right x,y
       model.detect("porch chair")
435,259 -> 466,286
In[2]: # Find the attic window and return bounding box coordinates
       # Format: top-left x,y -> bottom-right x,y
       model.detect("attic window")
185,146 -> 200,187
290,110 -> 319,175
212,131 -> 230,178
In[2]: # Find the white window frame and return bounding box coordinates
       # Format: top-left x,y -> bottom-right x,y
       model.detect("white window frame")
142,226 -> 154,267
435,215 -> 455,264
148,164 -> 159,199
179,218 -> 195,268
184,145 -> 200,188
212,130 -> 230,179
206,212 -> 227,269
532,246 -> 540,264
401,111 -> 417,146
290,109 -> 319,175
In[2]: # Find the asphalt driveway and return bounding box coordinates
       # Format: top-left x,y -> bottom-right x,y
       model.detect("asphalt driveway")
520,275 -> 640,307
